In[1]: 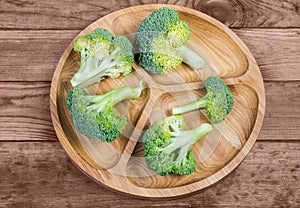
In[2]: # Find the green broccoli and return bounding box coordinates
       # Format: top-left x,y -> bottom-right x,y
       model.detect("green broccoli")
66,81 -> 143,142
134,7 -> 205,74
143,116 -> 212,176
172,76 -> 233,123
71,28 -> 134,87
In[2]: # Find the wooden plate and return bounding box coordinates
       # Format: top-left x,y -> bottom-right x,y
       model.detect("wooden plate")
50,4 -> 265,198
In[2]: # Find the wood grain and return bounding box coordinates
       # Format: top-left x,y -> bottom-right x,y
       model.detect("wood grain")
0,29 -> 299,81
0,142 -> 299,207
0,82 -> 55,141
1,81 -> 299,142
0,0 -> 299,29
0,0 -> 120,30
0,30 -> 75,82
235,29 -> 300,81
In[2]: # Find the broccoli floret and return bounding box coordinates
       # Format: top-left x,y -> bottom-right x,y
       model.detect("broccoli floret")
143,116 -> 212,176
71,28 -> 134,87
66,81 -> 143,142
134,7 -> 205,74
172,76 -> 234,123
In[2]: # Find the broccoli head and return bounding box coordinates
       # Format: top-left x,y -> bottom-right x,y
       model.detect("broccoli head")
66,81 -> 143,142
134,7 -> 205,74
71,28 -> 134,87
172,76 -> 234,123
143,116 -> 212,176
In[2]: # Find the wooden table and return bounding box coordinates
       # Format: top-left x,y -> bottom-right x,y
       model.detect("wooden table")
0,0 -> 299,207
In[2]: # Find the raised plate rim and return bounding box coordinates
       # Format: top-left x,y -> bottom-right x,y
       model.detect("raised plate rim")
50,4 -> 266,198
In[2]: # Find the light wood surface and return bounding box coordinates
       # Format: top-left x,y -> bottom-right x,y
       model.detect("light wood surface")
50,4 -> 265,198
0,0 -> 299,206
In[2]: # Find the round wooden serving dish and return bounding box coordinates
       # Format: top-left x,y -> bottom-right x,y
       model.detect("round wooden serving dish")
50,4 -> 265,198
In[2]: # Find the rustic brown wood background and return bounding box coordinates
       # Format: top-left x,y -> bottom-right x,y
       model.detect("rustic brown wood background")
0,0 -> 299,207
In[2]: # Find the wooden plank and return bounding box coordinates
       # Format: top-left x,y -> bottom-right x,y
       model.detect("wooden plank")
260,81 -> 300,141
0,81 -> 299,141
0,82 -> 55,141
0,0 -> 120,30
0,0 -> 299,29
0,142 -> 299,207
0,29 -> 299,82
0,30 -> 75,82
234,29 -> 300,81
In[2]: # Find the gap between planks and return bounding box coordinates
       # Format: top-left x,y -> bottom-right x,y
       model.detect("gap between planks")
1,27 -> 300,31
0,140 -> 299,143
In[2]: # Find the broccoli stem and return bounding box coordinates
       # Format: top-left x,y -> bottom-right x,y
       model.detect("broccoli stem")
161,123 -> 212,154
71,48 -> 121,88
175,144 -> 190,166
86,90 -> 115,103
176,45 -> 205,70
74,65 -> 116,88
87,81 -> 143,112
172,94 -> 209,115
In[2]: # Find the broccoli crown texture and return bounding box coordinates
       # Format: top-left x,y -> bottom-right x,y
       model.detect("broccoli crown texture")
204,76 -> 234,115
204,76 -> 233,120
172,76 -> 234,123
143,116 -> 212,176
66,81 -> 143,142
74,28 -> 113,61
71,28 -> 134,87
134,7 -> 190,74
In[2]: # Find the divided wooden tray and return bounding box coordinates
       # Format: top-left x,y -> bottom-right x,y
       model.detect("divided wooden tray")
50,4 -> 265,198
